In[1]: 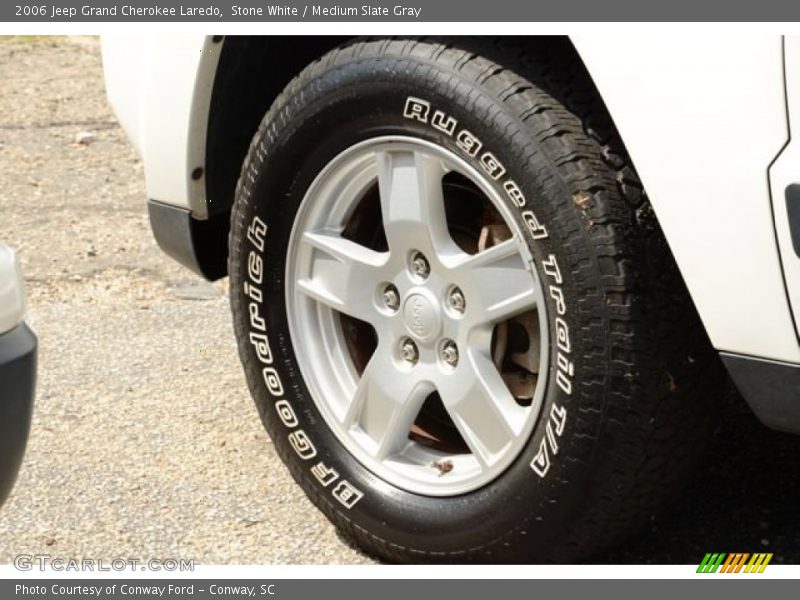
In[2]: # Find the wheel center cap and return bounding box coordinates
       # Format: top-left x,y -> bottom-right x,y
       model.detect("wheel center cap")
402,291 -> 440,342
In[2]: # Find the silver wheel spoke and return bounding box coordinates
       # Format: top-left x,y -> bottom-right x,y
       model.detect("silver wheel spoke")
376,149 -> 452,255
296,231 -> 386,323
344,345 -> 430,459
438,350 -> 525,469
439,349 -> 527,469
460,237 -> 538,324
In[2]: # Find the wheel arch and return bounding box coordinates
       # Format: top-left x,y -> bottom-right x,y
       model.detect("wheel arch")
196,33 -> 797,365
195,36 -> 631,282
204,36 -> 351,219
145,36 -> 349,281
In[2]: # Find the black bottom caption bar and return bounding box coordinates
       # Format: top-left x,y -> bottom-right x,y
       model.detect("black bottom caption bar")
2,579 -> 792,600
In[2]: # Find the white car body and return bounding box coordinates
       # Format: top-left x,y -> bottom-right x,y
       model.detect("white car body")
102,34 -> 800,429
101,35 -> 220,220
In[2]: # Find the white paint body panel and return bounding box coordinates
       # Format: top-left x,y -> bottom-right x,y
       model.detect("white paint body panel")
102,34 -> 800,362
574,34 -> 800,363
101,35 -> 220,219
768,36 -> 800,346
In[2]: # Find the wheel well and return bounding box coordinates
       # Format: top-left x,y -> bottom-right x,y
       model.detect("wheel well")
201,36 -> 626,277
205,35 -> 350,218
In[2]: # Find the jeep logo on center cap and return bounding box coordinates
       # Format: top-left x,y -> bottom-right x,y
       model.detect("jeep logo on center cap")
403,293 -> 439,341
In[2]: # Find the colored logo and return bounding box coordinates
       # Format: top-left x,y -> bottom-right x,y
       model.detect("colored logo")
697,552 -> 773,573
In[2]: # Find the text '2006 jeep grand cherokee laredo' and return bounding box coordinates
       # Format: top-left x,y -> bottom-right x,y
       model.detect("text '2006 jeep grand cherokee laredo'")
102,35 -> 800,563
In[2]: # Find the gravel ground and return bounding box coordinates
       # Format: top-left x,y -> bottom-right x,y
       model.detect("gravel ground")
0,37 -> 798,566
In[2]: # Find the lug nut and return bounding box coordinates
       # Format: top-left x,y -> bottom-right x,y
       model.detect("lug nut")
410,252 -> 430,280
382,284 -> 400,312
447,287 -> 465,314
400,338 -> 419,365
441,340 -> 459,367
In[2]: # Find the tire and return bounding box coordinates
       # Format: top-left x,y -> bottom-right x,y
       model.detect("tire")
228,37 -> 722,563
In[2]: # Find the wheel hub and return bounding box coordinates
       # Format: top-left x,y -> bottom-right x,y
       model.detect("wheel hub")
402,290 -> 441,342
